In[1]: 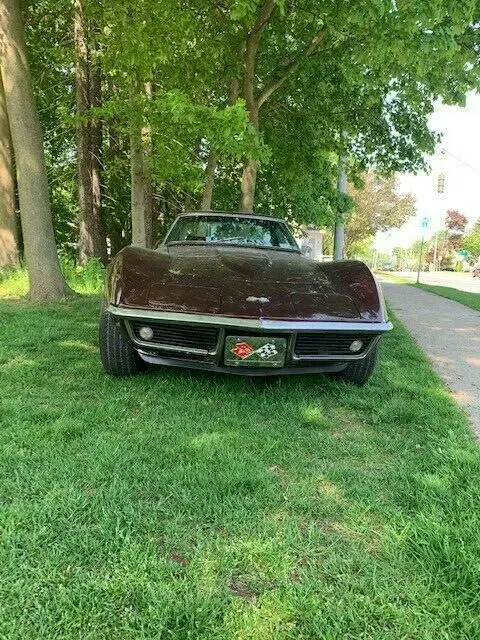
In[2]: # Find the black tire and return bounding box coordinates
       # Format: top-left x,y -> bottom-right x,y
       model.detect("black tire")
335,343 -> 379,386
99,303 -> 140,376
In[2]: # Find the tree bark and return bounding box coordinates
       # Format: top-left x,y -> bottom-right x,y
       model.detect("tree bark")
240,103 -> 259,212
0,72 -> 18,269
75,0 -> 106,265
90,62 -> 107,262
0,0 -> 70,299
143,82 -> 153,248
144,173 -> 153,248
104,76 -> 127,256
240,158 -> 258,213
238,3 -> 273,211
130,81 -> 153,248
130,126 -> 148,247
201,149 -> 216,211
74,0 -> 93,265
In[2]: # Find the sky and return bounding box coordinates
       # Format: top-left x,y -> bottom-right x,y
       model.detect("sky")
374,92 -> 480,252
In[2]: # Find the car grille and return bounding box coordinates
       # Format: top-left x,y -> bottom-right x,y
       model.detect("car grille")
294,333 -> 374,358
131,322 -> 219,353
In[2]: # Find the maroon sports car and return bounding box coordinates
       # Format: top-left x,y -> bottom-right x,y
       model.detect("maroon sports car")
100,212 -> 392,384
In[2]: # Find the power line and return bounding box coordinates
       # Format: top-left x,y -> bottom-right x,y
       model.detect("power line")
440,147 -> 480,176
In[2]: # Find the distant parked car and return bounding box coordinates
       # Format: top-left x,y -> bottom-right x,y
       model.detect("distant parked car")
100,212 -> 392,385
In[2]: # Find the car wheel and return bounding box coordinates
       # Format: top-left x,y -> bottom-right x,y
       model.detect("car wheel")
99,302 -> 140,376
335,343 -> 378,386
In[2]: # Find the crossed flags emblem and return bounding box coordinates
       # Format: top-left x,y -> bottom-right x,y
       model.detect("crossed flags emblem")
230,341 -> 278,360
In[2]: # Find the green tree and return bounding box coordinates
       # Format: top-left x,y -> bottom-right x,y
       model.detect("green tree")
94,0 -> 262,245
345,174 -> 415,255
24,0 -> 78,256
74,0 -> 106,264
462,231 -> 480,260
216,0 -> 478,211
0,0 -> 70,299
16,0 -> 480,271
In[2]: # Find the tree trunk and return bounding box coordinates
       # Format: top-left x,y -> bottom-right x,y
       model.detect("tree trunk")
90,63 -> 107,262
74,0 -> 93,265
0,0 -> 70,299
130,126 -> 148,247
240,104 -> 259,212
201,149 -> 216,211
142,82 -> 153,249
75,0 -> 106,265
130,82 -> 153,248
236,1 -> 322,212
104,76 -> 126,255
144,175 -> 153,248
239,7 -> 265,212
0,72 -> 18,269
240,158 -> 258,212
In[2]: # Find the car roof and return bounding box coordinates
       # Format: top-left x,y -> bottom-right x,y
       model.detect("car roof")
178,211 -> 288,225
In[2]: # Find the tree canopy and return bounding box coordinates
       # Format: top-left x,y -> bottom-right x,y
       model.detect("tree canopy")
1,0 -> 480,298
346,174 -> 416,255
462,230 -> 480,260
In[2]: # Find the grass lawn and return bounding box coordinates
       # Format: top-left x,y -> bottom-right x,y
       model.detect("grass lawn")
379,272 -> 480,312
1,288 -> 480,638
414,284 -> 480,312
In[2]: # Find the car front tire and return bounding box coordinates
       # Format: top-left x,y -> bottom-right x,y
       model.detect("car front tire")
99,303 -> 140,376
335,343 -> 378,386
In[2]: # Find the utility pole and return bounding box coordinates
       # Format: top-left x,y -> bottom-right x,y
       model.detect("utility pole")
416,216 -> 430,284
334,154 -> 346,261
416,233 -> 425,284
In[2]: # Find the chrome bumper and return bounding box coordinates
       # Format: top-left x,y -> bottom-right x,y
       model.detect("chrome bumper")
107,304 -> 393,334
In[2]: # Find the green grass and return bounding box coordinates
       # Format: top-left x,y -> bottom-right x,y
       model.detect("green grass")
378,272 -> 480,312
414,284 -> 480,312
1,290 -> 480,638
0,267 -> 29,297
0,259 -> 104,298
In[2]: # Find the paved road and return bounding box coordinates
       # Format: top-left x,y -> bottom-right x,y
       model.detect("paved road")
399,271 -> 480,294
383,282 -> 480,439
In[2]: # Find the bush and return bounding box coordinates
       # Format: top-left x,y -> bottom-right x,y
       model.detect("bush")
0,258 -> 105,297
0,265 -> 28,297
60,257 -> 105,293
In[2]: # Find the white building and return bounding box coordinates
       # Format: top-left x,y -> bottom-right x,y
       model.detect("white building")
376,93 -> 480,252
298,227 -> 325,261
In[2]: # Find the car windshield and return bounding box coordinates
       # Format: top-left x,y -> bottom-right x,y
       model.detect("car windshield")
164,215 -> 299,251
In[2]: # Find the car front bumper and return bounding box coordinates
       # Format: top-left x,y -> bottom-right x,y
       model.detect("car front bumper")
107,304 -> 392,376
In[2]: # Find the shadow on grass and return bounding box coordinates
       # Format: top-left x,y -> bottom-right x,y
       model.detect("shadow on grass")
1,294 -> 480,637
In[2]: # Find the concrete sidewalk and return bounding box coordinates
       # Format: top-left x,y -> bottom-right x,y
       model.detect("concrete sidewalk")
383,282 -> 480,439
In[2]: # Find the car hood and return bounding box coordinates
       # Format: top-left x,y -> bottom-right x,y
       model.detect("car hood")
108,245 -> 383,322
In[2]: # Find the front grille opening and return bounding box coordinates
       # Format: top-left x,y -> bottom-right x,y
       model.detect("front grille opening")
295,333 -> 375,357
139,349 -> 212,362
131,322 -> 219,352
